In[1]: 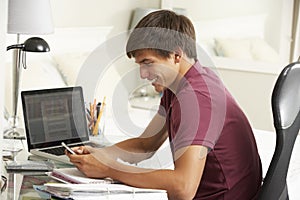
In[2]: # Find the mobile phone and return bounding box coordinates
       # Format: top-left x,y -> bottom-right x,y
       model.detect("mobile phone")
61,142 -> 76,155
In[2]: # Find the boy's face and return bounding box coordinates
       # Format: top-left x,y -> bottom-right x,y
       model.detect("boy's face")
134,50 -> 180,93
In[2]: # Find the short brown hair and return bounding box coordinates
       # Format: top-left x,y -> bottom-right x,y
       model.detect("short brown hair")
126,10 -> 197,59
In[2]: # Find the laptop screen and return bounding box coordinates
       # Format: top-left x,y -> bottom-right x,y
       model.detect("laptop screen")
21,86 -> 89,149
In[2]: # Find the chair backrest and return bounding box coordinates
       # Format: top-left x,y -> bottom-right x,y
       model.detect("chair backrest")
257,62 -> 300,200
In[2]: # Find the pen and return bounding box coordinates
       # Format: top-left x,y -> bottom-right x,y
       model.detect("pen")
86,108 -> 91,119
96,102 -> 101,118
93,96 -> 106,135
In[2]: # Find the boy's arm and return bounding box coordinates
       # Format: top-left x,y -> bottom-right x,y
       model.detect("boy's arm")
77,145 -> 207,200
68,110 -> 207,199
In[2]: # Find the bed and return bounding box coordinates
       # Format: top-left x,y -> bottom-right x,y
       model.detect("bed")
193,14 -> 284,74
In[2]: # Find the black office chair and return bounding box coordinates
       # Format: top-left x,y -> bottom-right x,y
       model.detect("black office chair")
257,61 -> 300,200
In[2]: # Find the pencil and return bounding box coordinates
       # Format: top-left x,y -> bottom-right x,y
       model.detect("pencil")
89,102 -> 94,130
90,99 -> 96,130
91,99 -> 96,119
93,96 -> 106,135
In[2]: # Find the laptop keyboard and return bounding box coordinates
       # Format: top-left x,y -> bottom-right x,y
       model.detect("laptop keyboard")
41,143 -> 79,155
41,146 -> 66,156
39,142 -> 103,156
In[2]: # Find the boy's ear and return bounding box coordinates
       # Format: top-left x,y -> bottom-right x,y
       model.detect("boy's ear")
174,48 -> 183,63
175,54 -> 181,63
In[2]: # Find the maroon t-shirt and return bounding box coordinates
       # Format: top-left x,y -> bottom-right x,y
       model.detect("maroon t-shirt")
158,61 -> 262,200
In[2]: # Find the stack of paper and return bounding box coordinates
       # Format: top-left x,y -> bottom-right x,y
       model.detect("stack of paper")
46,182 -> 165,194
39,167 -> 167,200
35,184 -> 167,200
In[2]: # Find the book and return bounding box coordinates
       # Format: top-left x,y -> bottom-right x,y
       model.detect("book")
44,168 -> 167,199
48,167 -> 114,184
44,182 -> 166,195
5,160 -> 54,171
34,183 -> 166,200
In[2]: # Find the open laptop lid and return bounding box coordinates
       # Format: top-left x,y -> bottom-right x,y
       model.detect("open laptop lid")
21,86 -> 89,151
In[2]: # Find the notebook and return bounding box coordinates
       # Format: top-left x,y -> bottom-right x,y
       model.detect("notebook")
21,86 -> 94,164
47,167 -> 114,184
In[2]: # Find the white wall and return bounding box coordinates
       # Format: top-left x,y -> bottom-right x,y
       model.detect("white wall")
174,0 -> 272,19
218,69 -> 277,131
50,0 -> 160,33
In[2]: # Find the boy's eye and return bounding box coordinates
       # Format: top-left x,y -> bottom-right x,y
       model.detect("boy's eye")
143,62 -> 153,66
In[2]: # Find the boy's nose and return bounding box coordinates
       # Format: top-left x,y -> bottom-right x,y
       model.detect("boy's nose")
140,67 -> 149,79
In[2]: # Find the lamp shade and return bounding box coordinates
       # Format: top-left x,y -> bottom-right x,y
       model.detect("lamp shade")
7,0 -> 54,35
23,37 -> 50,52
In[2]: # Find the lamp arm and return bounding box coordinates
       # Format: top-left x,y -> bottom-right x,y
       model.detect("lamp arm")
7,44 -> 24,51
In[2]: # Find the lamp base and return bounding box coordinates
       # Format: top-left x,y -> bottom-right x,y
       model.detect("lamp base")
3,127 -> 25,140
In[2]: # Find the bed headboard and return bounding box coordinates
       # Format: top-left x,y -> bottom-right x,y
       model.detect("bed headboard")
193,14 -> 279,63
194,14 -> 267,41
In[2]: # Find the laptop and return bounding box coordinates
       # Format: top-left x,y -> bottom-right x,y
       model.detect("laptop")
21,86 -> 95,164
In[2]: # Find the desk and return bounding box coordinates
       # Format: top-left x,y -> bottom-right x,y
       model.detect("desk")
1,139 -> 30,199
1,137 -> 169,200
4,169 -> 168,200
1,107 -> 171,199
6,172 -> 52,200
3,172 -> 168,200
1,139 -> 47,200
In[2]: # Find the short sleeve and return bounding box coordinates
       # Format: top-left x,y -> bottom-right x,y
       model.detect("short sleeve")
170,88 -> 226,152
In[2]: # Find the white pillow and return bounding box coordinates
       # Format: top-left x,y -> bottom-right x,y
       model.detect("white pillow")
53,52 -> 90,85
214,37 -> 280,62
47,26 -> 113,86
250,38 -> 280,63
215,38 -> 253,60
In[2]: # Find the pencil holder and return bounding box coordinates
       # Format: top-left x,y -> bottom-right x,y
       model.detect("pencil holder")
86,97 -> 107,140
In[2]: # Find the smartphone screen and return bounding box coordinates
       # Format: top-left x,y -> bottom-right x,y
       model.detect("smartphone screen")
61,142 -> 76,155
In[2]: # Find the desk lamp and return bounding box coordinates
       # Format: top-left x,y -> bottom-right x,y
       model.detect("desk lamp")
4,0 -> 53,139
